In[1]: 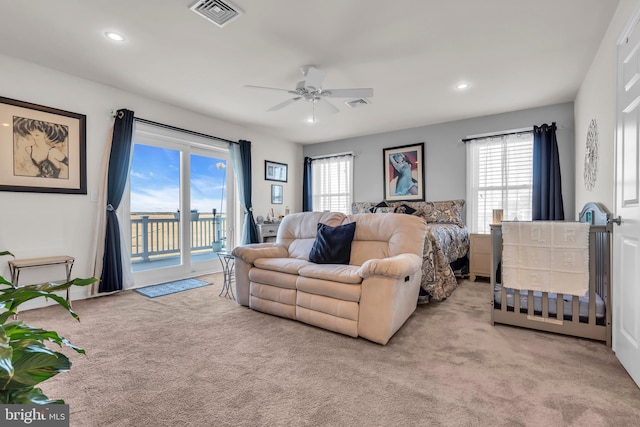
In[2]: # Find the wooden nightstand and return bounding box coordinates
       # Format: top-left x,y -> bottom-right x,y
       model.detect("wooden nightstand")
257,223 -> 280,243
469,233 -> 492,281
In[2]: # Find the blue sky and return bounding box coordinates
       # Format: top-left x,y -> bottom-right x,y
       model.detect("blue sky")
129,144 -> 227,213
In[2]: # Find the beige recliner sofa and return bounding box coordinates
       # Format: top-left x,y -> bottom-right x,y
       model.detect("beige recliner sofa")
232,211 -> 427,345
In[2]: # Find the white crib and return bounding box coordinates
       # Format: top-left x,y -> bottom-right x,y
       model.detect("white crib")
490,202 -> 612,346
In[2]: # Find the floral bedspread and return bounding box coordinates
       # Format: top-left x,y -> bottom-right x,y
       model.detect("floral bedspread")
419,224 -> 469,303
351,201 -> 469,304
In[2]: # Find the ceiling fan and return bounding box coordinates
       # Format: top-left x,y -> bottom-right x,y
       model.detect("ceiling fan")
244,65 -> 374,117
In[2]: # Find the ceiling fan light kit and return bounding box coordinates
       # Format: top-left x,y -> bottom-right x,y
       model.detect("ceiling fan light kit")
245,65 -> 374,118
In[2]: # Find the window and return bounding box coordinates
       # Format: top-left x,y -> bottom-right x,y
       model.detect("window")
466,133 -> 533,234
311,154 -> 353,214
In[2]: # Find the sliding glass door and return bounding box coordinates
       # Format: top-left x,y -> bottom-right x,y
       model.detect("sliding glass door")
189,152 -> 229,266
129,144 -> 182,272
126,124 -> 234,287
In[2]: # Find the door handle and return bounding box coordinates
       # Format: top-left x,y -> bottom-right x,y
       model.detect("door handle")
608,216 -> 622,225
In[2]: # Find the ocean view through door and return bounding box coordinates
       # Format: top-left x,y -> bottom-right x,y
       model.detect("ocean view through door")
127,125 -> 233,287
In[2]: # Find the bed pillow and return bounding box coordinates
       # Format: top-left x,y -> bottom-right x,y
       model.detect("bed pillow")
368,201 -> 389,213
373,207 -> 396,214
394,204 -> 417,215
308,222 -> 357,264
351,201 -> 385,214
421,200 -> 465,226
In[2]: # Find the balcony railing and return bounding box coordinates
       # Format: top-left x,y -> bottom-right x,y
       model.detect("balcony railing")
130,212 -> 227,262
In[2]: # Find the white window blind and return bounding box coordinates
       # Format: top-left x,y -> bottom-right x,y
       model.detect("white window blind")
466,133 -> 533,234
311,154 -> 353,214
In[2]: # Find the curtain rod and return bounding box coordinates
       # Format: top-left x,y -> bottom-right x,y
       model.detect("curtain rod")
461,126 -> 533,143
308,152 -> 355,161
461,122 -> 556,143
131,116 -> 238,145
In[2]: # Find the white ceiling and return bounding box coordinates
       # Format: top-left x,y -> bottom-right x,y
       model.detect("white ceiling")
0,0 -> 619,144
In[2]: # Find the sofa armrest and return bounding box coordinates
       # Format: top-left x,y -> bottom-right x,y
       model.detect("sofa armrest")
358,257 -> 423,345
358,253 -> 422,279
232,243 -> 289,265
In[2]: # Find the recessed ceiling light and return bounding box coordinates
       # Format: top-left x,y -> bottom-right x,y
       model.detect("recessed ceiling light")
105,32 -> 126,42
306,117 -> 317,124
456,82 -> 470,90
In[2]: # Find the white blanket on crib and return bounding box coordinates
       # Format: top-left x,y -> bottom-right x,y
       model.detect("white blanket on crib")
502,221 -> 590,297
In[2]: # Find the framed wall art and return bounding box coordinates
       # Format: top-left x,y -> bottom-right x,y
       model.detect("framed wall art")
265,160 -> 288,182
0,96 -> 87,194
271,184 -> 283,204
382,142 -> 424,202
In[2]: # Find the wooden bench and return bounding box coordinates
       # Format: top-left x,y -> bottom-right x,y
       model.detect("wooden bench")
8,255 -> 75,303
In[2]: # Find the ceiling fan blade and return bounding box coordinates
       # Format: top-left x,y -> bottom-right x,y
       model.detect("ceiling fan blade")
244,85 -> 296,94
323,88 -> 374,98
315,98 -> 339,114
267,97 -> 302,112
304,66 -> 327,90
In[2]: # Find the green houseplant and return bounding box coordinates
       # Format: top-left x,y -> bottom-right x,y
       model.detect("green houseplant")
0,251 -> 97,404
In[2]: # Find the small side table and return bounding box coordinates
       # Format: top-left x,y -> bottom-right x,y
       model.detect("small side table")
257,223 -> 280,243
469,234 -> 492,282
216,251 -> 235,299
8,255 -> 75,304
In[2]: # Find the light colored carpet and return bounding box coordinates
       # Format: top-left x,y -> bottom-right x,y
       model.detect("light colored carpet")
19,276 -> 640,427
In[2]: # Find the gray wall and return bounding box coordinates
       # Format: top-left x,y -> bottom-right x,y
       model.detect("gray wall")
303,102 -> 576,220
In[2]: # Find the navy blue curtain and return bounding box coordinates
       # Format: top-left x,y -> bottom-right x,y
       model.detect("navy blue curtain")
100,109 -> 134,292
303,157 -> 313,212
532,122 -> 564,220
238,140 -> 258,243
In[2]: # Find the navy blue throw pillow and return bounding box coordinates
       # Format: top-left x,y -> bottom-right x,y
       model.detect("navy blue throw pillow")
308,222 -> 357,265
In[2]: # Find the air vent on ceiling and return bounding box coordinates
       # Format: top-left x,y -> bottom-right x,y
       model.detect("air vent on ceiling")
345,98 -> 372,108
189,0 -> 244,28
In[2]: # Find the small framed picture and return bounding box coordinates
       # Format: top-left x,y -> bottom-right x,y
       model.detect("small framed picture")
271,184 -> 283,204
265,160 -> 288,182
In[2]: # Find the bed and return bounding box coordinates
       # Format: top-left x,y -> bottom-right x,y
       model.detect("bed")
490,202 -> 612,346
352,200 -> 469,304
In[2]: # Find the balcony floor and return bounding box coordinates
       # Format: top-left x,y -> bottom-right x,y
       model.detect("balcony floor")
132,250 -> 223,272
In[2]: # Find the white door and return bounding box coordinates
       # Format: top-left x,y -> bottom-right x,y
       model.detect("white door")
614,12 -> 640,388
